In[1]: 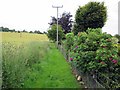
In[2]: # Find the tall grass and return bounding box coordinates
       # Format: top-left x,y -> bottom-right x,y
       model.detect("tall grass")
23,43 -> 80,88
2,32 -> 80,88
2,42 -> 80,88
2,41 -> 48,88
2,32 -> 49,88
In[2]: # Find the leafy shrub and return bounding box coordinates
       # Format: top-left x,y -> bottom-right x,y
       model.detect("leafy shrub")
118,44 -> 120,56
47,24 -> 65,43
114,34 -> 120,43
65,33 -> 74,51
68,28 -> 120,88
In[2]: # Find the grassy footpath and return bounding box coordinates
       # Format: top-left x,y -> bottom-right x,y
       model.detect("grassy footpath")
2,32 -> 80,88
23,42 -> 80,88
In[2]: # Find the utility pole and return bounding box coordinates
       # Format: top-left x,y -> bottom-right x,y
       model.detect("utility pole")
52,5 -> 63,46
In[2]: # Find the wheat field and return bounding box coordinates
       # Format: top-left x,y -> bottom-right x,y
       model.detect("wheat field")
1,32 -> 49,44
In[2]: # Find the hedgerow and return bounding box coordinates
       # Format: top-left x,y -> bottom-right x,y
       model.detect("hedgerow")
65,28 -> 120,88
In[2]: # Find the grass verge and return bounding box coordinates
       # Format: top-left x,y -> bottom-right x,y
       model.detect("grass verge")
23,42 -> 80,88
2,41 -> 80,88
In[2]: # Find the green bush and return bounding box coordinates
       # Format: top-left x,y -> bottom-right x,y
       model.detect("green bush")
118,44 -> 120,56
47,24 -> 65,43
65,33 -> 74,51
114,34 -> 120,43
68,28 -> 120,88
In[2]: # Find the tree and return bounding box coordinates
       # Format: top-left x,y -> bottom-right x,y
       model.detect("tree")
0,27 -> 16,32
49,12 -> 73,34
18,31 -> 21,33
11,29 -> 15,32
47,24 -> 65,42
43,31 -> 47,34
0,27 -> 3,32
73,1 -> 107,35
22,29 -> 27,33
34,30 -> 43,34
3,27 -> 9,32
114,34 -> 120,43
29,31 -> 33,33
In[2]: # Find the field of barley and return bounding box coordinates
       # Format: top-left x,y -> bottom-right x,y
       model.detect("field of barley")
2,32 -> 49,43
1,32 -> 80,88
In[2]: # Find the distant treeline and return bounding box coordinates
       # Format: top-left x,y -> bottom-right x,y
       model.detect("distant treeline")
0,27 -> 47,34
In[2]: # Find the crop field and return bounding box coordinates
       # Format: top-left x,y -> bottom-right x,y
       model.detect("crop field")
2,32 -> 49,44
1,32 -> 80,88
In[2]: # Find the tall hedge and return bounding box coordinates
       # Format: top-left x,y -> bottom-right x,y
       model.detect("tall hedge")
65,28 -> 120,88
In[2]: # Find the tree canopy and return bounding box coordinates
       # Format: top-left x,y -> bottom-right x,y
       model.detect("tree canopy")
49,12 -> 73,34
47,24 -> 65,42
73,1 -> 107,35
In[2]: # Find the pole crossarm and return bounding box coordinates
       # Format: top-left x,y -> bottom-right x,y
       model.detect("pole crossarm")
52,5 -> 63,46
52,5 -> 63,8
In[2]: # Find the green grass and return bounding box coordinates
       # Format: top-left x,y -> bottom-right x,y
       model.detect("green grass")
2,32 -> 80,88
23,43 -> 80,88
2,41 -> 48,88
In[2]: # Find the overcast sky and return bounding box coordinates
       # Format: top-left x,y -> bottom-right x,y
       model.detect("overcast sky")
0,0 -> 119,35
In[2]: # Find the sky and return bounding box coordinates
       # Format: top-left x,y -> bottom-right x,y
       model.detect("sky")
0,0 -> 119,35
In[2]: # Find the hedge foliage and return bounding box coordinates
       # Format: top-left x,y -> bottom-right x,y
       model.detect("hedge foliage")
65,28 -> 120,88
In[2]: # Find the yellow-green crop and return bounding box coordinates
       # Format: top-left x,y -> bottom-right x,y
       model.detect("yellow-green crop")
2,32 -> 49,44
